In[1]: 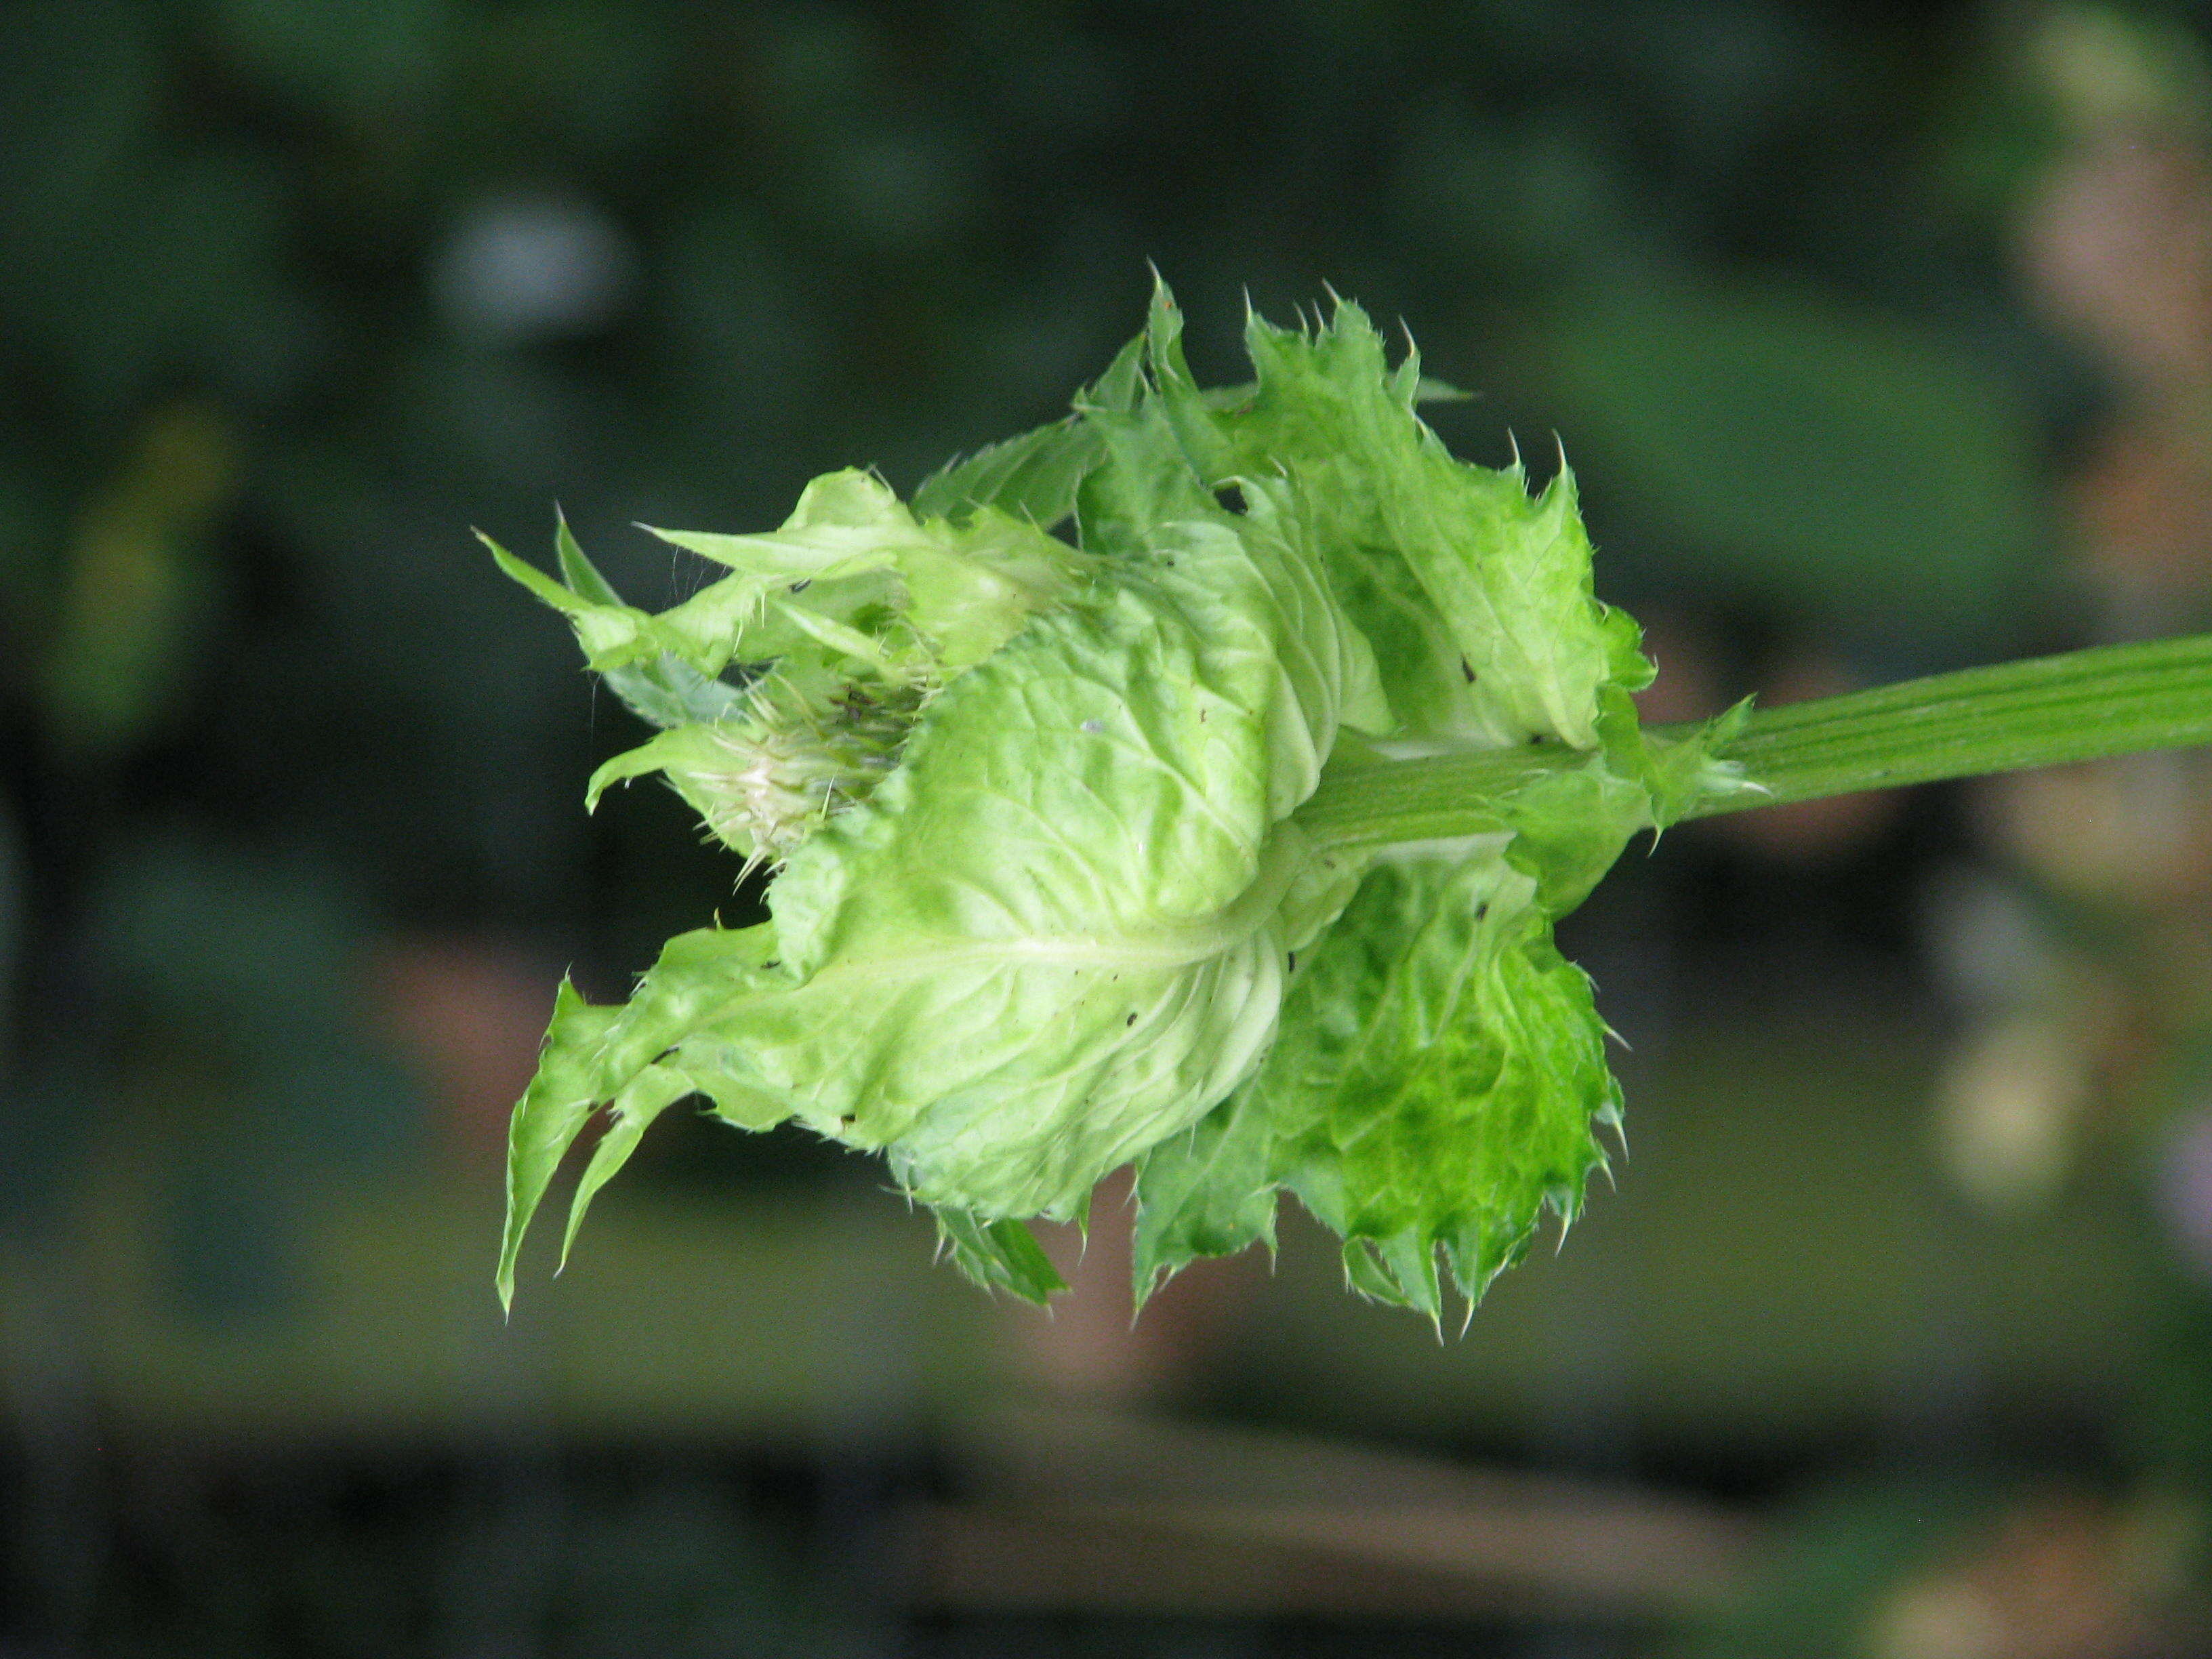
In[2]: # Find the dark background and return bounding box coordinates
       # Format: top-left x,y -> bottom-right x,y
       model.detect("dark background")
6,1 -> 2212,1654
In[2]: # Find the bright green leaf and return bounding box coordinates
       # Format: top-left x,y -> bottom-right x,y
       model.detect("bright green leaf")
1260,851 -> 1620,1317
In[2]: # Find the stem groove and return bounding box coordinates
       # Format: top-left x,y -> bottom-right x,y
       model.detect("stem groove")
1294,633 -> 2212,850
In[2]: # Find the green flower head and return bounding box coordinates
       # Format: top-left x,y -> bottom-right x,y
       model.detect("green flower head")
489,281 -> 1746,1321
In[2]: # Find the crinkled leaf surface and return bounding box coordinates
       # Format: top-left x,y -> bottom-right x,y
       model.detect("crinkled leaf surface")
495,281 -> 1747,1315
496,380 -> 1386,1303
1275,851 -> 1618,1320
1143,289 -> 1650,746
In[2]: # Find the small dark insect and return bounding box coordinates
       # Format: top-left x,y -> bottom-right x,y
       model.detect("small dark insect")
790,579 -> 813,593
1473,903 -> 1489,921
762,959 -> 781,970
1286,951 -> 1297,972
1460,657 -> 1476,684
1126,1012 -> 1139,1026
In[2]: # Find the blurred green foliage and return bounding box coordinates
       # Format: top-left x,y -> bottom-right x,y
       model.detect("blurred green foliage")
1546,276 -> 2045,637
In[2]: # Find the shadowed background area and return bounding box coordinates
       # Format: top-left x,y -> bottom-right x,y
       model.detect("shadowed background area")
7,1 -> 2212,1654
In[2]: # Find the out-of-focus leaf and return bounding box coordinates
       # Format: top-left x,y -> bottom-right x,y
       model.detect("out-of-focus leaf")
0,802 -> 17,1045
91,835 -> 419,1163
209,0 -> 449,111
41,405 -> 235,756
1544,278 -> 2045,634
163,1160 -> 305,1328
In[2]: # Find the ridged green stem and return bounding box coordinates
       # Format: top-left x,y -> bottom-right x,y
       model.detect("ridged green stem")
1296,632 -> 2212,851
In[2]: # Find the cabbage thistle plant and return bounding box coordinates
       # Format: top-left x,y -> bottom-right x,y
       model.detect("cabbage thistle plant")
489,282 -> 2212,1321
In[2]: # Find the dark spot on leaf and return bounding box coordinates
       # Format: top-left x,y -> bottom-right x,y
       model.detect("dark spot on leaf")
1198,708 -> 1208,722
790,579 -> 812,593
1126,1012 -> 1138,1026
1474,903 -> 1489,921
762,959 -> 781,970
1460,657 -> 1475,684
838,1114 -> 855,1127
1212,485 -> 1242,513
1286,952 -> 1297,972
1528,734 -> 1544,745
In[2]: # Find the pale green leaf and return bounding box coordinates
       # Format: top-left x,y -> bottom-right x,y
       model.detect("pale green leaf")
497,979 -> 620,1311
1130,1084 -> 1279,1308
933,1209 -> 1067,1305
552,512 -> 750,729
560,1062 -> 697,1267
911,414 -> 1102,528
497,925 -> 796,1307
